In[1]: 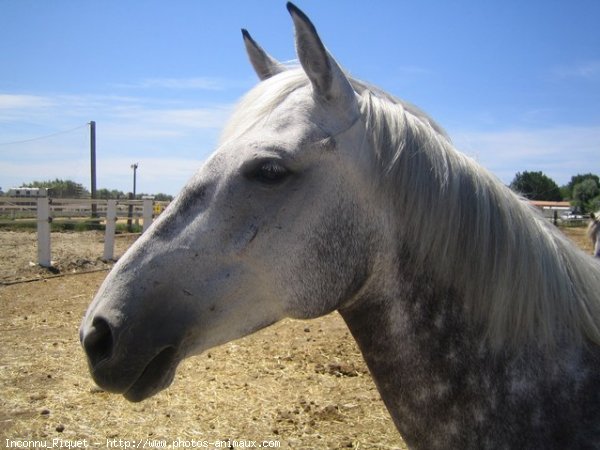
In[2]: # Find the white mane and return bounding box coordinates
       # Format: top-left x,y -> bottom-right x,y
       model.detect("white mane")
223,67 -> 600,349
360,88 -> 600,349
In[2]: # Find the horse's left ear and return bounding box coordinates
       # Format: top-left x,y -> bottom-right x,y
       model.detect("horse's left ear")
242,29 -> 286,81
287,2 -> 358,115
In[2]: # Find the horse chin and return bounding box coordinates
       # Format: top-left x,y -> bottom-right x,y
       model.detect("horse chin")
123,347 -> 179,402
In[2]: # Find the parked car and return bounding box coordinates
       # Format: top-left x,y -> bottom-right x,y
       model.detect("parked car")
561,210 -> 585,221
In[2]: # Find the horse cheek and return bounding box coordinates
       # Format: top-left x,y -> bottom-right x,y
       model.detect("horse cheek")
284,201 -> 373,319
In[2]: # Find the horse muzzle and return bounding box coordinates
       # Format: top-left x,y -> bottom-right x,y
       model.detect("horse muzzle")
80,314 -> 183,402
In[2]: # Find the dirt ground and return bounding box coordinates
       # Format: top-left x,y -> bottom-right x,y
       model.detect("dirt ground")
0,227 -> 594,449
0,231 -> 138,283
0,230 -> 404,449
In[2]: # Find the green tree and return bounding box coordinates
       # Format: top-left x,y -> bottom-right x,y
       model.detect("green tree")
133,192 -> 174,201
509,171 -> 562,201
20,180 -> 173,201
97,188 -> 126,199
23,179 -> 90,198
153,193 -> 174,202
572,178 -> 600,213
589,196 -> 600,213
564,173 -> 600,200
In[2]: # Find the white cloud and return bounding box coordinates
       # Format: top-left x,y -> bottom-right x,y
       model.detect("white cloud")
452,125 -> 600,185
6,86 -> 596,196
97,156 -> 201,194
0,158 -> 89,189
0,94 -> 58,124
550,61 -> 600,81
110,105 -> 233,129
0,153 -> 201,195
0,92 -> 233,147
119,77 -> 228,90
0,91 -> 234,194
0,94 -> 54,109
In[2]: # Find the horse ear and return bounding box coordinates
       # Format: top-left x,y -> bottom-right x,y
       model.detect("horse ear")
287,2 -> 358,113
242,29 -> 286,81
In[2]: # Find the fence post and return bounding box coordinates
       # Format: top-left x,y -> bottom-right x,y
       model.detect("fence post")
103,200 -> 117,261
142,198 -> 153,232
37,197 -> 51,267
127,193 -> 134,232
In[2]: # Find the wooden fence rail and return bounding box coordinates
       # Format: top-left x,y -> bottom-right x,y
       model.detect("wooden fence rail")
0,197 -> 167,267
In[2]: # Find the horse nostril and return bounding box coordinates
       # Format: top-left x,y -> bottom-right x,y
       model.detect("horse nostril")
83,317 -> 114,368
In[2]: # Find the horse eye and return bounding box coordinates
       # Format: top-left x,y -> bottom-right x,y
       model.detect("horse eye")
251,160 -> 290,184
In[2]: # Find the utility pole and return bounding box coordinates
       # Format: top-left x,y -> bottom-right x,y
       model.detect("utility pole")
127,163 -> 139,232
90,121 -> 97,218
131,163 -> 138,198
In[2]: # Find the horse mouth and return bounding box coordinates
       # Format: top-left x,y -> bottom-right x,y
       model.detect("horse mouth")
123,347 -> 179,402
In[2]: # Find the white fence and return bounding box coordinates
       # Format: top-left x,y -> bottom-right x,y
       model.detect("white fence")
0,197 -> 167,267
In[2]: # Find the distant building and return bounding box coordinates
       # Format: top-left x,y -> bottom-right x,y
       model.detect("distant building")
529,200 -> 571,220
7,187 -> 50,198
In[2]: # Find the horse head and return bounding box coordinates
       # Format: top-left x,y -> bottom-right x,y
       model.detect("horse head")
80,3 -> 384,401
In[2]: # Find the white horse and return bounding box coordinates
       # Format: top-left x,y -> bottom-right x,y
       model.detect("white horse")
589,212 -> 600,258
81,3 -> 600,448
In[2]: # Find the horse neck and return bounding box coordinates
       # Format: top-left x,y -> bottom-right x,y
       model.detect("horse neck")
340,108 -> 600,446
338,248 -> 599,449
338,265 -> 479,446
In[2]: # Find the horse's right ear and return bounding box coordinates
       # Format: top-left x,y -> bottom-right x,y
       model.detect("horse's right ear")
242,29 -> 286,81
287,2 -> 358,121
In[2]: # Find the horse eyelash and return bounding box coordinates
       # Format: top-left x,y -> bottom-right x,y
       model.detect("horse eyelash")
248,160 -> 291,184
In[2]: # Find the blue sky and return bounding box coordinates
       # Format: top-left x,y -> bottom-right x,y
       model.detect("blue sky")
1,1 -> 599,196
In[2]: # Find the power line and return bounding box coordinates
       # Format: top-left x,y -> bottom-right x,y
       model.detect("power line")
0,123 -> 89,146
